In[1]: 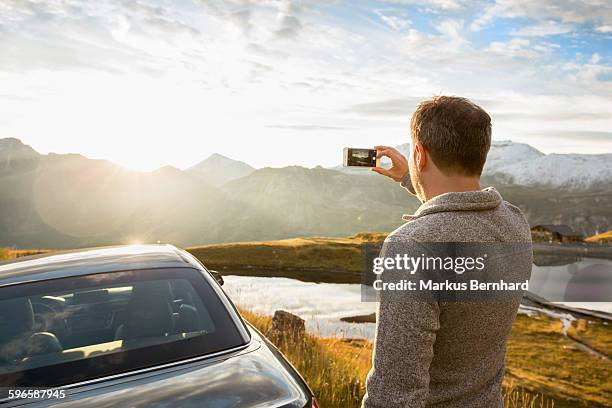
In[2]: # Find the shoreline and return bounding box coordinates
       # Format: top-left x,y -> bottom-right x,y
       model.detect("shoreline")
533,242 -> 612,259
187,240 -> 612,284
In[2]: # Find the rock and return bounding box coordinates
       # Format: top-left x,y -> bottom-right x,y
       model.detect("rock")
340,313 -> 376,323
267,310 -> 305,343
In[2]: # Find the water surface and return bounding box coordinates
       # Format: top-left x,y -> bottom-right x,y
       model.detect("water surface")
223,276 -> 376,339
223,257 -> 612,340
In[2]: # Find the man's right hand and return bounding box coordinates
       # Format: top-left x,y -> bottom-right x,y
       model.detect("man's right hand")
371,145 -> 409,182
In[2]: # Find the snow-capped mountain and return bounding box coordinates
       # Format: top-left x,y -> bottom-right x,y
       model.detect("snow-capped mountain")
481,140 -> 611,190
491,153 -> 612,190
1,137 -> 610,247
484,140 -> 545,173
337,140 -> 611,190
188,153 -> 255,186
396,140 -> 547,173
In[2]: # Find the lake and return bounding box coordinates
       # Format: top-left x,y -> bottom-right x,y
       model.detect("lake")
223,275 -> 377,339
222,257 -> 612,340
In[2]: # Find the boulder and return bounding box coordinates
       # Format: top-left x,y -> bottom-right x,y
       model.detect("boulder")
267,310 -> 305,343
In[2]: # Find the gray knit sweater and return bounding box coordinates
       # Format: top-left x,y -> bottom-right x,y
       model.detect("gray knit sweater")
362,176 -> 532,408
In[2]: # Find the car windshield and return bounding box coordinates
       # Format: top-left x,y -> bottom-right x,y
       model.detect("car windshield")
0,268 -> 246,388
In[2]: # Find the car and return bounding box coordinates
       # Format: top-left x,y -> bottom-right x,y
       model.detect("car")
0,244 -> 317,408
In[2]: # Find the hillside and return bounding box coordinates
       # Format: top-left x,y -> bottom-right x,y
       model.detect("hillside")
1,137 -> 611,249
223,166 -> 411,236
0,147 -> 235,248
485,181 -> 612,235
186,232 -> 387,283
188,153 -> 254,186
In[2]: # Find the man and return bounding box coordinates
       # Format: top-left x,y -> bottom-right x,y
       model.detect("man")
362,96 -> 532,408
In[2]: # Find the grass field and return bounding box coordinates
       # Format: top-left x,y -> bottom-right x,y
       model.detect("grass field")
0,247 -> 49,260
504,314 -> 611,407
585,230 -> 612,244
186,232 -> 612,282
2,237 -> 611,406
189,235 -> 611,407
185,232 -> 387,283
241,308 -> 612,408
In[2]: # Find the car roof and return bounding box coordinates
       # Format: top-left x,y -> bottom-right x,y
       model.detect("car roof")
0,244 -> 201,287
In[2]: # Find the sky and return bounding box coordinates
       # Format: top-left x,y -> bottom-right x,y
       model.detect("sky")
1,0 -> 611,171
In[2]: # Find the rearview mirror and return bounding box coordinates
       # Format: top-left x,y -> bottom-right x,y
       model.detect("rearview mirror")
209,270 -> 224,286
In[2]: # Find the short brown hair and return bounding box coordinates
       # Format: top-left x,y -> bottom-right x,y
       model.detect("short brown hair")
410,96 -> 491,176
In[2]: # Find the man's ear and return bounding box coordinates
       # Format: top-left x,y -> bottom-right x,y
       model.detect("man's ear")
414,142 -> 427,172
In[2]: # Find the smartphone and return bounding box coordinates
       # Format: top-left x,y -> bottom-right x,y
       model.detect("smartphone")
342,148 -> 380,168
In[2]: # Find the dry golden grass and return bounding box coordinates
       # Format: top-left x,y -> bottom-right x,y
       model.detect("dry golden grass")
566,318 -> 612,357
585,230 -> 612,244
241,308 -> 612,407
5,239 -> 610,406
185,234 -> 609,403
240,308 -> 365,407
505,314 -> 611,407
240,308 -> 561,408
185,232 -> 388,279
0,248 -> 50,260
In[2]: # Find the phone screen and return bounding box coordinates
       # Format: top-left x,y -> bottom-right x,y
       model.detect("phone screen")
346,148 -> 377,167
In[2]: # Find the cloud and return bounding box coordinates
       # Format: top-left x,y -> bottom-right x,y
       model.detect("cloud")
266,125 -> 352,130
230,8 -> 254,34
246,43 -> 289,59
395,19 -> 468,60
471,0 -> 612,31
596,24 -> 612,33
345,97 -> 425,116
344,96 -> 508,118
533,130 -> 612,142
486,37 -> 559,59
435,18 -> 465,41
381,0 -> 468,11
276,0 -> 303,38
0,0 -> 204,74
513,20 -> 574,37
495,111 -> 612,122
374,9 -> 412,31
198,0 -> 304,39
1,0 -> 611,167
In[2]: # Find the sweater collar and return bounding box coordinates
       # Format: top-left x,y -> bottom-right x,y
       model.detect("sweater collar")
402,187 -> 502,221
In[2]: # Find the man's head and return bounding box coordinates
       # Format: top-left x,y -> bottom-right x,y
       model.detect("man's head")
408,96 -> 491,200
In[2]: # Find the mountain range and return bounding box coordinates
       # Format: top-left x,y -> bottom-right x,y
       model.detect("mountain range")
340,140 -> 612,191
1,137 -> 610,249
188,153 -> 254,186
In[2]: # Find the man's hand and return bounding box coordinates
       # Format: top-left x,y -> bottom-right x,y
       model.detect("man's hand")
371,145 -> 409,182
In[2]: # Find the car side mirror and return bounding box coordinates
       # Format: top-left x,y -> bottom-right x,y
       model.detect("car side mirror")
209,270 -> 224,286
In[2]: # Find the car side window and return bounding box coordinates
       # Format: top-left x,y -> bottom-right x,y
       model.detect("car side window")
0,268 -> 246,388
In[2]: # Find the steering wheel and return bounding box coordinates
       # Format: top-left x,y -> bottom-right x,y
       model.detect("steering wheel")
31,301 -> 69,341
